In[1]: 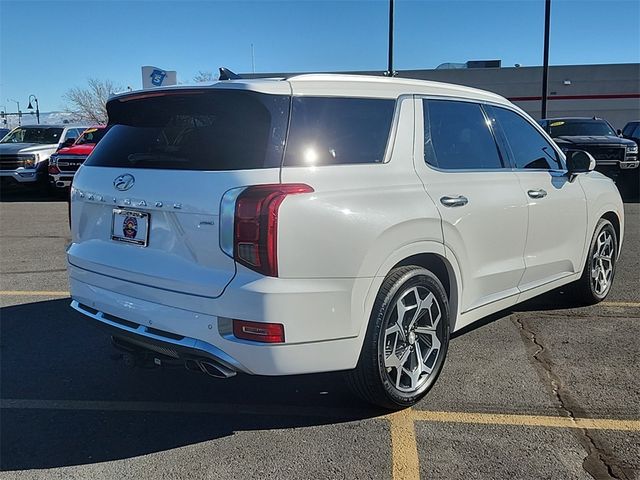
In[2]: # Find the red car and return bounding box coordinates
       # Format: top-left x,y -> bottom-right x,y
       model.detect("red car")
49,126 -> 107,190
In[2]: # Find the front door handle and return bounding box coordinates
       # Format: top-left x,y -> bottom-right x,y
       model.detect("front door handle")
527,189 -> 548,199
440,195 -> 469,207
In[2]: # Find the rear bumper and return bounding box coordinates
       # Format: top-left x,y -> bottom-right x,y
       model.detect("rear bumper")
71,300 -> 243,376
68,264 -> 370,375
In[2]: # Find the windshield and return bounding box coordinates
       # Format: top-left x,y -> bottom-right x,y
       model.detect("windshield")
547,120 -> 616,137
0,127 -> 64,144
75,128 -> 107,145
86,90 -> 289,170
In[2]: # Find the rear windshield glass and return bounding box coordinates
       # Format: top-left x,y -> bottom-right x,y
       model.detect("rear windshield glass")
283,97 -> 396,166
85,90 -> 289,170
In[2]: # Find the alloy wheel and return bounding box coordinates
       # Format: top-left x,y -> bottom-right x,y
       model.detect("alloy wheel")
383,286 -> 443,393
591,229 -> 614,296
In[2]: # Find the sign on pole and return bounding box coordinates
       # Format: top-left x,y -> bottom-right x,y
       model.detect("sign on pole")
141,66 -> 178,89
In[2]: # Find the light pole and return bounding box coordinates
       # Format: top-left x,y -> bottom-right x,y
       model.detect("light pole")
385,0 -> 396,77
541,0 -> 551,119
27,94 -> 40,124
8,99 -> 21,126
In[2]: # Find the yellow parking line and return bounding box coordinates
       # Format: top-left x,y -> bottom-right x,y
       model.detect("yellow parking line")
601,301 -> 640,308
410,410 -> 640,431
2,398 -> 638,480
388,409 -> 420,480
387,410 -> 640,479
0,290 -> 69,296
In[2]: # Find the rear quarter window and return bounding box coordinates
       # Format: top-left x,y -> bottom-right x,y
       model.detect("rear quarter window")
283,97 -> 396,166
85,90 -> 289,171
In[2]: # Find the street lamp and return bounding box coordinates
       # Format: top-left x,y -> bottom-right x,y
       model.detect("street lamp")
27,94 -> 40,124
8,99 -> 21,126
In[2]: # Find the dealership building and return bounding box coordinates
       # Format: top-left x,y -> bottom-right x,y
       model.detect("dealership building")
248,62 -> 639,129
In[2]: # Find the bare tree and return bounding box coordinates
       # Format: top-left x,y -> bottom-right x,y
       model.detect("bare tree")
193,71 -> 217,83
63,78 -> 122,124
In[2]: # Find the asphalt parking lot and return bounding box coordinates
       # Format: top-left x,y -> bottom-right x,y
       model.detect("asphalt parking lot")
0,190 -> 638,480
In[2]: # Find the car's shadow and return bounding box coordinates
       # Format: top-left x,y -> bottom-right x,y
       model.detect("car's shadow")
0,285 -> 619,471
0,299 -> 382,471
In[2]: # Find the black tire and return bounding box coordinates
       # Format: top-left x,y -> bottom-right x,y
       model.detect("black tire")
572,218 -> 618,305
346,266 -> 450,410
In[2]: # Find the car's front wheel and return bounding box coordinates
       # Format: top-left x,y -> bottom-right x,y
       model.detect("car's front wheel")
346,266 -> 450,409
573,218 -> 618,305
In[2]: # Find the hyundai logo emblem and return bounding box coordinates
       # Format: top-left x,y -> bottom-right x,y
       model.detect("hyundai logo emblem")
113,174 -> 135,191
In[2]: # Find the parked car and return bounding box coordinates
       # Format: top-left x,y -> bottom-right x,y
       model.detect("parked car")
619,120 -> 640,198
49,126 -> 107,190
0,125 -> 87,191
621,121 -> 640,146
68,76 -> 623,409
538,117 -> 639,183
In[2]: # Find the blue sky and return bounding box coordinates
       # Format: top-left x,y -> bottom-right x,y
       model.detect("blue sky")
1,0 -> 639,112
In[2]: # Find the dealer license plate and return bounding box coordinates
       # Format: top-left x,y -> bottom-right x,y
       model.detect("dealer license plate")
111,209 -> 149,246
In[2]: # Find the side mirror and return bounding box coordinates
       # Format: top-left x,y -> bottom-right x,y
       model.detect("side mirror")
566,150 -> 596,181
616,129 -> 623,136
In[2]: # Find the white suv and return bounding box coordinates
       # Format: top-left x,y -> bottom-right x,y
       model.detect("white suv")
68,75 -> 623,409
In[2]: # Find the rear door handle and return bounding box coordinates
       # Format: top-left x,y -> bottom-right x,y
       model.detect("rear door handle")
527,189 -> 548,199
440,195 -> 469,207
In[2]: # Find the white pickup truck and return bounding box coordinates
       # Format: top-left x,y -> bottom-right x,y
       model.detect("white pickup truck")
0,125 -> 87,191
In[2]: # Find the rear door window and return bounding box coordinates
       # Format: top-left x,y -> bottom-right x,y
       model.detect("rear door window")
487,106 -> 562,170
283,97 -> 395,166
423,99 -> 504,170
85,90 -> 289,170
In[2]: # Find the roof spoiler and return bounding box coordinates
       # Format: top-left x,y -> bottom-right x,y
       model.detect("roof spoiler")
219,67 -> 241,81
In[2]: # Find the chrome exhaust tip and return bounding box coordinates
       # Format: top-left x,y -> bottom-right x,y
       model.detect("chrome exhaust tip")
198,360 -> 237,379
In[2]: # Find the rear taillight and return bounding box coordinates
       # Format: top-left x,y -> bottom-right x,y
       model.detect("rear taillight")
233,319 -> 285,343
220,184 -> 313,277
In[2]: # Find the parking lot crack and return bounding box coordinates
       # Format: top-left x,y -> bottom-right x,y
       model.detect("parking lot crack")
513,314 -> 632,480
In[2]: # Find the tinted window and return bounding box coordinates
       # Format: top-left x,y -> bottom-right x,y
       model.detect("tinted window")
621,123 -> 635,137
423,99 -> 503,170
77,127 -> 107,145
65,129 -> 79,141
488,106 -> 561,170
547,119 -> 616,137
86,90 -> 289,170
283,97 -> 395,166
622,122 -> 639,138
0,127 -> 63,144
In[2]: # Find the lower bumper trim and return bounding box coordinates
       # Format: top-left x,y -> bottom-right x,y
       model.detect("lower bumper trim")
70,300 -> 247,375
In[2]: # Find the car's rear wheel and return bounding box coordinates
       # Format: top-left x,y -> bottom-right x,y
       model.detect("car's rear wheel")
573,218 -> 618,305
346,266 -> 450,409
